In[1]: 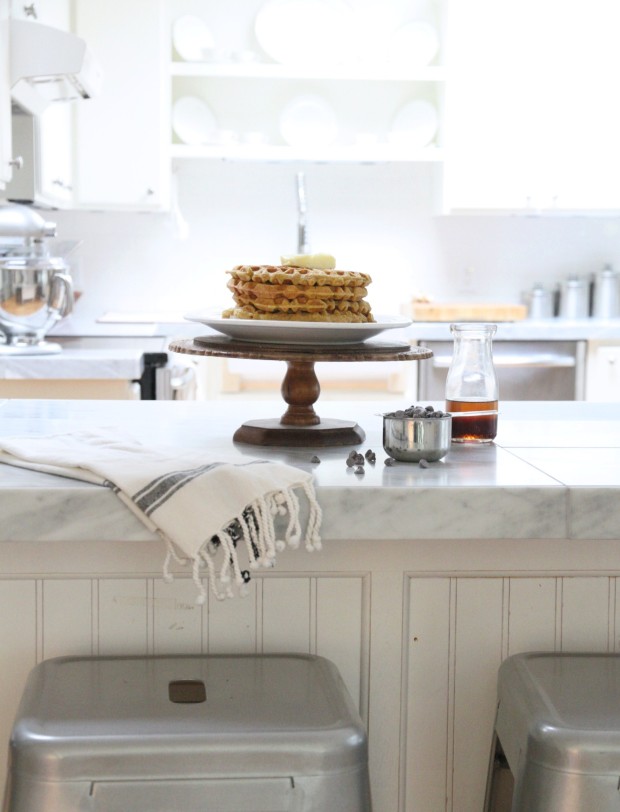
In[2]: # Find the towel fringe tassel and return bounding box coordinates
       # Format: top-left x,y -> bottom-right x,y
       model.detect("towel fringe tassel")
164,481 -> 322,604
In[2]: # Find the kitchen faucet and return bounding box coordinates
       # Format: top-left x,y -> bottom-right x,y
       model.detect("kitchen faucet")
296,171 -> 309,254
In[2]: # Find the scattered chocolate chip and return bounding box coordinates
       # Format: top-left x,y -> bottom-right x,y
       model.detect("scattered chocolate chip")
346,457 -> 355,468
384,457 -> 396,466
419,458 -> 430,468
354,465 -> 365,475
310,455 -> 321,464
364,449 -> 376,464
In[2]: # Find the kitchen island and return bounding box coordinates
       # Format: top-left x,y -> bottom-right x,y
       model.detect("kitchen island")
0,398 -> 619,812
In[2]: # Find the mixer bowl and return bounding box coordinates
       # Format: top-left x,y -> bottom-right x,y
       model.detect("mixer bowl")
0,258 -> 73,347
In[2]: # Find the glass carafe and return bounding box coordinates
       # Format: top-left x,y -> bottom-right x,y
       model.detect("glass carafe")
445,323 -> 498,443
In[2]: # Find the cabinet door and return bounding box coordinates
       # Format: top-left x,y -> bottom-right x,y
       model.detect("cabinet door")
0,0 -> 11,186
444,0 -> 620,212
586,342 -> 620,402
10,0 -> 69,25
73,0 -> 169,210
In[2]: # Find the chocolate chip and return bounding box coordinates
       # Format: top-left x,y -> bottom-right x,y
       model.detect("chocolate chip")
310,455 -> 321,464
384,457 -> 396,466
354,465 -> 365,475
419,458 -> 429,468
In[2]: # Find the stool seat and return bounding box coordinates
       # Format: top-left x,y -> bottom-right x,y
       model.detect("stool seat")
4,654 -> 371,812
486,652 -> 620,812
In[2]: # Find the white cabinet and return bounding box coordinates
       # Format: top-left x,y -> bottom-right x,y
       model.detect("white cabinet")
7,1 -> 75,205
168,0 -> 446,165
10,0 -> 69,26
0,0 -> 11,187
443,0 -> 620,213
586,340 -> 620,401
72,0 -> 169,210
8,0 -> 169,210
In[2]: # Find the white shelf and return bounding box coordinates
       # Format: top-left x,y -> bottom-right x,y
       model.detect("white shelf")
170,61 -> 447,82
170,143 -> 444,163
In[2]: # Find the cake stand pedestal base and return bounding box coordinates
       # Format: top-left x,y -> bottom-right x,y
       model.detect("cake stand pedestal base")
233,418 -> 365,447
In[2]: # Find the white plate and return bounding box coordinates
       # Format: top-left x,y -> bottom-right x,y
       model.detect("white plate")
388,21 -> 439,68
280,95 -> 338,147
389,99 -> 438,149
184,311 -> 412,345
172,96 -> 217,145
172,15 -> 215,61
255,0 -> 352,66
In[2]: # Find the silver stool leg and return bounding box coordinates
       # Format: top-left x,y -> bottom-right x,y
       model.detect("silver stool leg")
484,731 -> 515,812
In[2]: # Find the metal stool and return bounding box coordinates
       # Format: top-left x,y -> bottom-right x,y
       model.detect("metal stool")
3,653 -> 371,812
484,652 -> 620,812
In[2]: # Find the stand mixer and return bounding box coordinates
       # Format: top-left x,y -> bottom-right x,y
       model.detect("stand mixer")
0,203 -> 74,354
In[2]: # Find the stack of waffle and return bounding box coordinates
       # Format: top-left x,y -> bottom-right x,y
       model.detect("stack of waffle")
222,264 -> 375,323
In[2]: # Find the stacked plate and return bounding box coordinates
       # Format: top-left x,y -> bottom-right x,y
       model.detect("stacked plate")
172,15 -> 215,61
389,100 -> 438,148
172,97 -> 217,145
279,95 -> 339,147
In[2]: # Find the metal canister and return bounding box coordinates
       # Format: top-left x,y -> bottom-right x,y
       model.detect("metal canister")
558,276 -> 589,319
591,264 -> 620,319
523,285 -> 554,319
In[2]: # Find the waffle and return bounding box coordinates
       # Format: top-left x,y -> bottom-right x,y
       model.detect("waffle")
227,279 -> 369,302
230,295 -> 373,315
228,265 -> 371,288
222,262 -> 374,323
222,306 -> 375,323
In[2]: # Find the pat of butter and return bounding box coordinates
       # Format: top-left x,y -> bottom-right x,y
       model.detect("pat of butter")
281,253 -> 336,270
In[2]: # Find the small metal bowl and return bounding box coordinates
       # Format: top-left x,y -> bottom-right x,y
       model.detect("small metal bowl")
383,414 -> 452,462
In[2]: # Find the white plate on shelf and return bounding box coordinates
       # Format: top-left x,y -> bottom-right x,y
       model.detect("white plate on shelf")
172,96 -> 217,145
255,0 -> 352,65
388,21 -> 439,68
184,311 -> 412,345
172,15 -> 215,61
389,99 -> 438,148
279,95 -> 339,147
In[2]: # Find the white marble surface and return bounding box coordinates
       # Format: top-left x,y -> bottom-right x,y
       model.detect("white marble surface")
408,318 -> 620,342
49,312 -> 620,343
0,348 -> 146,380
0,399 -> 617,544
5,314 -> 614,390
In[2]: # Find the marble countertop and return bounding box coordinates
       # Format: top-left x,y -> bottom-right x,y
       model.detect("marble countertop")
0,399 -> 618,544
407,319 -> 620,342
0,347 -> 147,380
48,313 -> 620,343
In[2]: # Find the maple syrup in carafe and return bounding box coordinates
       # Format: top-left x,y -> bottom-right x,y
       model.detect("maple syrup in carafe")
445,323 -> 499,444
445,399 -> 498,443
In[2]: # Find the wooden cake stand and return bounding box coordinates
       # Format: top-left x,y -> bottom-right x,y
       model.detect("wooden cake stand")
169,335 -> 432,447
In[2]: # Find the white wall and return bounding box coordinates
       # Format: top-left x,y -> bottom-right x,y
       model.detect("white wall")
47,160 -> 620,323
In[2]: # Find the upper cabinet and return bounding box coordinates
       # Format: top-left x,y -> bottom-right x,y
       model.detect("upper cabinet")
442,0 -> 620,213
4,0 -> 168,210
168,0 -> 446,165
0,0 -> 11,187
72,0 -> 169,210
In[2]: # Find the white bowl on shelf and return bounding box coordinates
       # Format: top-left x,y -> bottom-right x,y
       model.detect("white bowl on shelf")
389,99 -> 438,149
279,95 -> 339,147
172,15 -> 215,62
172,96 -> 217,145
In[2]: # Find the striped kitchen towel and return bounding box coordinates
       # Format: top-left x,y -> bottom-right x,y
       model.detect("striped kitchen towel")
0,429 -> 322,603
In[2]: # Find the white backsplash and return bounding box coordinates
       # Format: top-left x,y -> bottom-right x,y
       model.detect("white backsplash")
47,161 -> 620,323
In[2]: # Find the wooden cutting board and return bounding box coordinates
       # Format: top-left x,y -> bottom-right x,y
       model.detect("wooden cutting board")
410,302 -> 528,322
